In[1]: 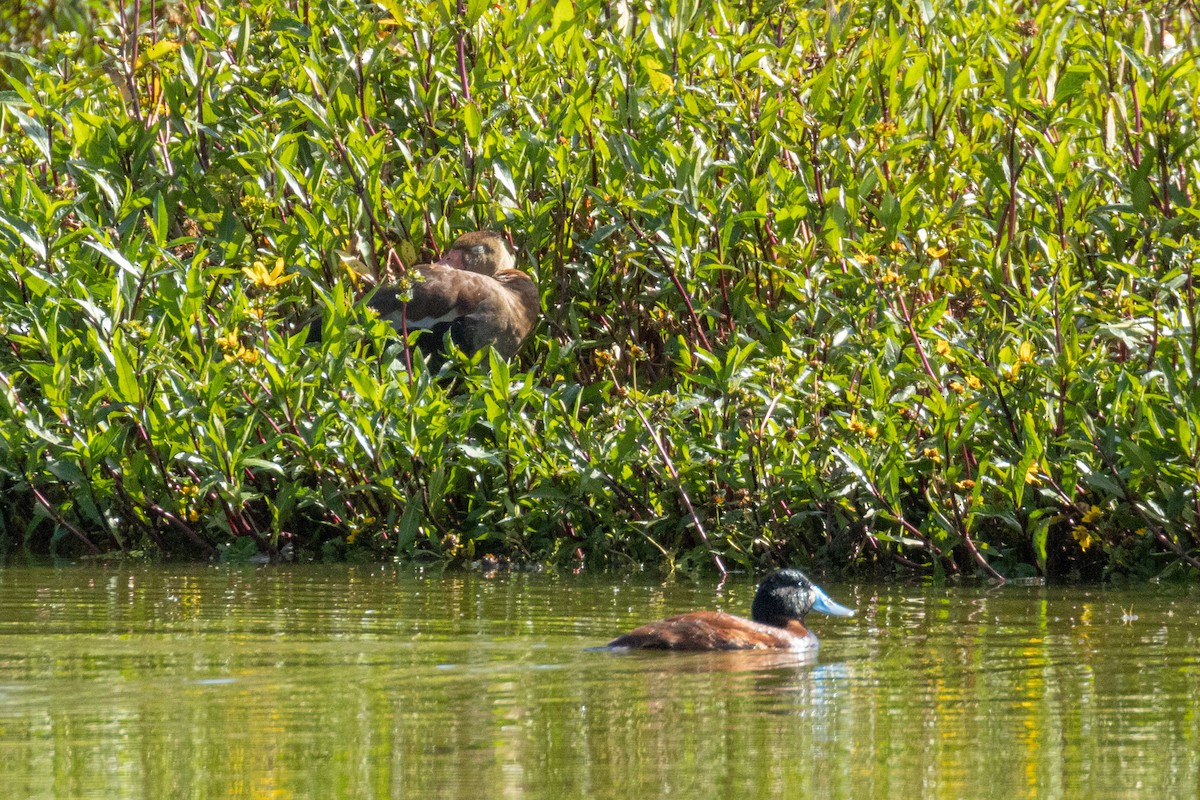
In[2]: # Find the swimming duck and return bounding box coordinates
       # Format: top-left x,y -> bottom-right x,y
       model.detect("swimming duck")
606,569 -> 854,651
368,231 -> 539,366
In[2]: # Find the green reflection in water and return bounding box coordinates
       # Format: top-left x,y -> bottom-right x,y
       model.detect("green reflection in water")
0,566 -> 1197,799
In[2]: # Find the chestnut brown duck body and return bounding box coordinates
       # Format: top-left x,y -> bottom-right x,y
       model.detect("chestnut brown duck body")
369,231 -> 539,364
606,569 -> 854,652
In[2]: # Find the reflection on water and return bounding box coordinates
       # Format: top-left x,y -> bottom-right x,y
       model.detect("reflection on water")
0,566 -> 1197,799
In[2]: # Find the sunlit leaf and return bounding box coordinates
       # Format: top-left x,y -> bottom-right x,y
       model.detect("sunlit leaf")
11,107 -> 50,162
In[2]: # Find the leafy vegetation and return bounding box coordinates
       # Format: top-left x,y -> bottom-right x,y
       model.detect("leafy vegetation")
1,0 -> 1198,580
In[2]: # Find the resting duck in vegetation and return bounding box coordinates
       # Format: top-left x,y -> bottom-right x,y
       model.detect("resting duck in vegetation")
606,569 -> 855,651
368,231 -> 539,365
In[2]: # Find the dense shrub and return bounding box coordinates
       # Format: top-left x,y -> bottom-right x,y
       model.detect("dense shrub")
1,0 -> 1198,579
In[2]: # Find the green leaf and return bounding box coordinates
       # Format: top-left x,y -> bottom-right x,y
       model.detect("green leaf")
394,500 -> 421,551
1053,65 -> 1092,105
550,0 -> 574,33
110,336 -> 140,404
151,192 -> 169,247
492,160 -> 517,201
11,107 -> 50,162
136,39 -> 181,69
235,14 -> 252,61
459,443 -> 503,466
242,458 -> 286,475
640,56 -> 674,93
462,101 -> 482,140
0,207 -> 47,259
85,241 -> 141,278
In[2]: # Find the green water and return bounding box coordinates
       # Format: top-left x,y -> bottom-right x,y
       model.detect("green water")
0,566 -> 1196,799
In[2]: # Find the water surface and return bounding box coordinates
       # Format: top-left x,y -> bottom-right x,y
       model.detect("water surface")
0,565 -> 1195,799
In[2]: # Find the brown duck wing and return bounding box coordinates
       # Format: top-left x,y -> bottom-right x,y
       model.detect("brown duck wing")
388,265 -> 485,326
606,611 -> 804,651
480,269 -> 539,357
368,265 -> 490,351
369,265 -> 538,359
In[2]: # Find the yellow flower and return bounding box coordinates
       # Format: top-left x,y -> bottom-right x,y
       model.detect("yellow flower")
224,345 -> 260,364
872,121 -> 897,138
187,508 -> 201,523
935,339 -> 952,357
859,253 -> 878,265
1072,526 -> 1094,551
1024,461 -> 1042,486
925,245 -> 948,258
881,269 -> 902,285
922,447 -> 942,464
866,425 -> 879,439
216,328 -> 240,351
243,257 -> 294,288
1081,505 -> 1103,525
949,381 -> 964,394
592,348 -> 615,369
966,375 -> 981,390
956,479 -> 976,490
889,241 -> 905,253
1017,340 -> 1035,364
848,417 -> 866,433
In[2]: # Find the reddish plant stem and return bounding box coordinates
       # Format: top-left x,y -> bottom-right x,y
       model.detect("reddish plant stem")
31,486 -> 101,555
894,290 -> 938,385
627,396 -> 726,577
456,0 -> 472,102
623,216 -> 712,352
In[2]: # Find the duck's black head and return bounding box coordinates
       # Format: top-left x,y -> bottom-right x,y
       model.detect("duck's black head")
750,569 -> 855,627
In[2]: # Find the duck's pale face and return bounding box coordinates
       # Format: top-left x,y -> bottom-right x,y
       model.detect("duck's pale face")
436,232 -> 514,275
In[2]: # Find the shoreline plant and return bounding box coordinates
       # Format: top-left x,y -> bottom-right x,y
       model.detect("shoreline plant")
1,0 -> 1198,581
